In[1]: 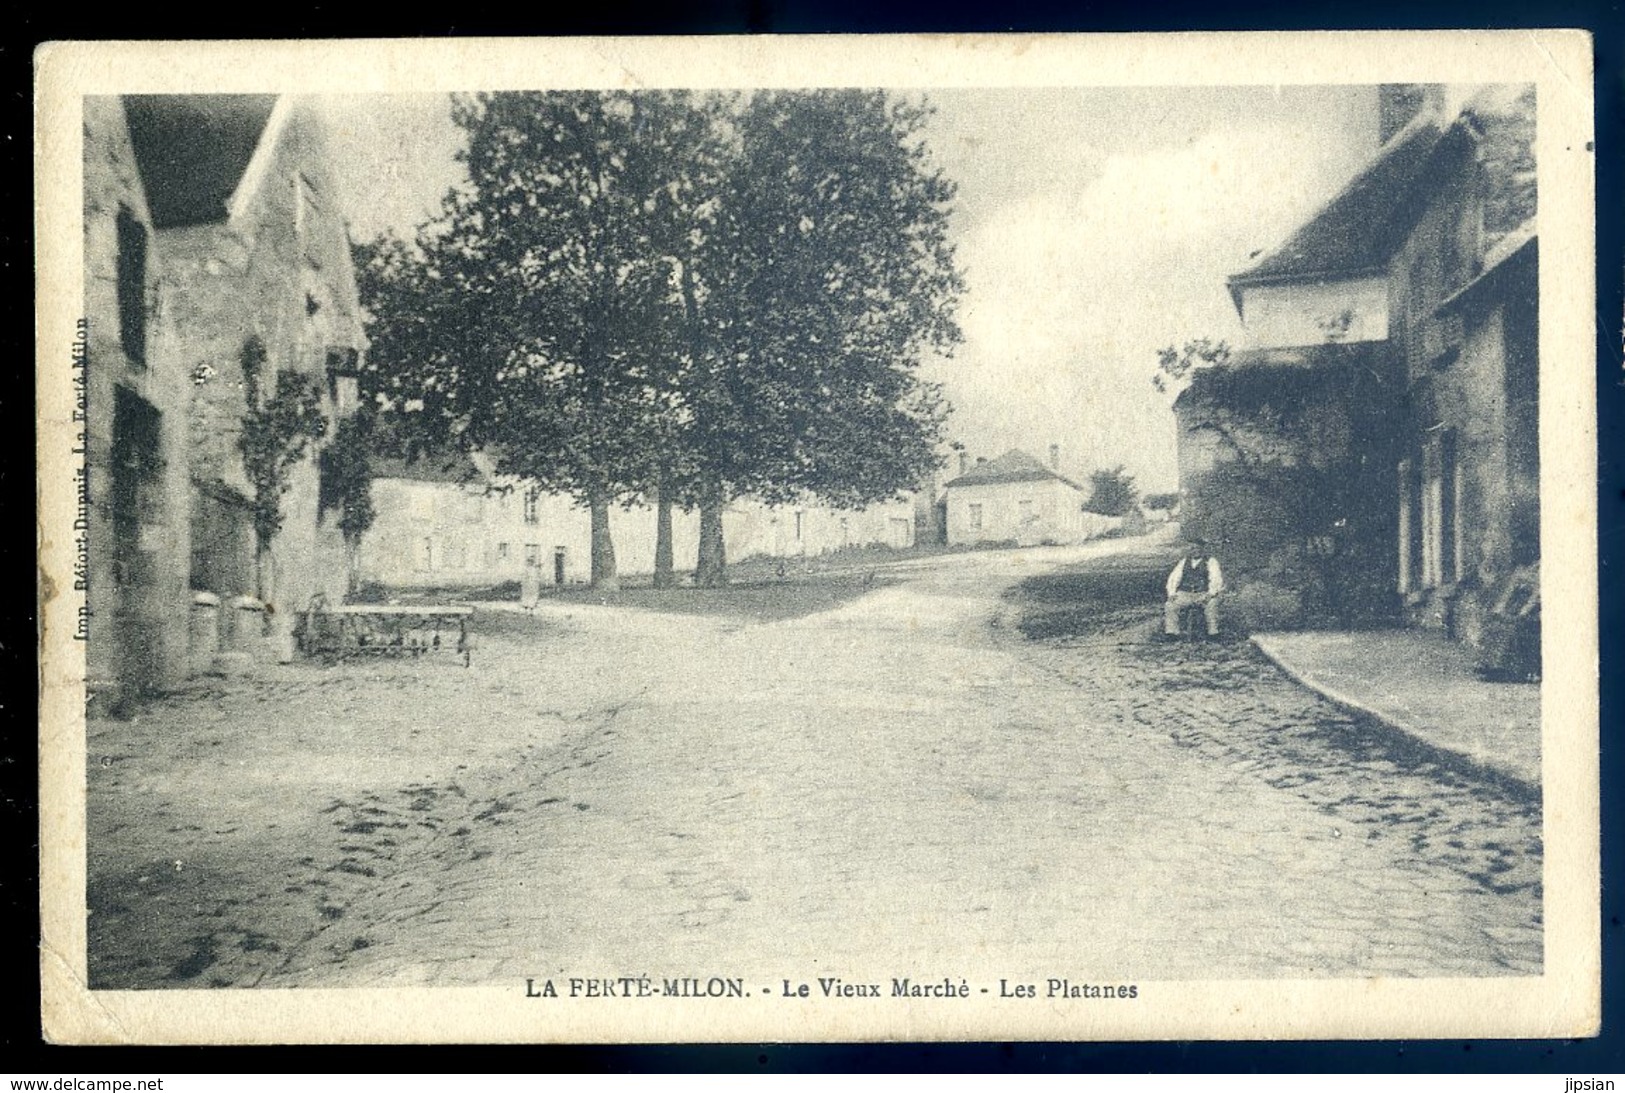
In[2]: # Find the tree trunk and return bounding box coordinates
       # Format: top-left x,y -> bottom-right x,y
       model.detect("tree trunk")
254,542 -> 275,609
695,480 -> 727,589
343,534 -> 361,599
588,490 -> 620,591
652,482 -> 675,589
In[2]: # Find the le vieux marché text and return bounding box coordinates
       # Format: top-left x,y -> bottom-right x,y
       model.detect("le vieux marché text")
524,976 -> 1140,1002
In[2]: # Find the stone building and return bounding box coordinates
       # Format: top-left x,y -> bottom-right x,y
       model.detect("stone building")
123,95 -> 366,642
357,457 -> 917,591
82,94 -> 366,707
940,448 -> 1116,547
1173,343 -> 1404,627
1175,83 -> 1538,650
82,97 -> 195,707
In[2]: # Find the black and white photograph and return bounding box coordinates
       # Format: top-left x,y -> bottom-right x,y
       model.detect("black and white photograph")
35,33 -> 1598,1044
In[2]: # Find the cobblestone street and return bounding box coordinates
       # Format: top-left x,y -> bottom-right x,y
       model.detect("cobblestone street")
85,533 -> 1542,990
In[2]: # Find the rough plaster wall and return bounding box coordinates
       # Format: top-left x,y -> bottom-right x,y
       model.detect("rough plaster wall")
358,480 -> 919,588
946,480 -> 1083,545
170,103 -> 365,620
82,97 -> 193,692
1241,277 -> 1390,349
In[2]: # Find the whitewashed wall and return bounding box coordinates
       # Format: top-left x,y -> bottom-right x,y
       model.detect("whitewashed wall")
358,478 -> 917,589
944,478 -> 1104,546
1238,275 -> 1389,349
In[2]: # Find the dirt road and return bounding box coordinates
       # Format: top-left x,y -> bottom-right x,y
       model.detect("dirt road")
85,532 -> 1540,989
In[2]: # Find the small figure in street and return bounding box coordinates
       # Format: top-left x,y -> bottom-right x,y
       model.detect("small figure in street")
520,558 -> 542,613
1164,538 -> 1224,639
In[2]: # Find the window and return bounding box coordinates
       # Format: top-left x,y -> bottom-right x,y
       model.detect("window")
968,503 -> 983,531
1406,431 -> 1459,593
794,510 -> 804,541
1421,430 -> 1459,589
1017,499 -> 1034,524
523,488 -> 540,525
524,543 -> 541,567
1397,460 -> 1416,594
115,206 -> 148,367
497,542 -> 510,562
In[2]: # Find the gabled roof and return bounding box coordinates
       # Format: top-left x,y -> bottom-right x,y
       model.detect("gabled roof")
1226,108 -> 1464,314
943,449 -> 1083,492
123,95 -> 279,229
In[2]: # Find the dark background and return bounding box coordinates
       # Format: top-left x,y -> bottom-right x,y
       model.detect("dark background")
11,0 -> 1623,1074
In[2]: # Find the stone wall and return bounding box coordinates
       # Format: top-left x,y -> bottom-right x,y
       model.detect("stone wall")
159,101 -> 364,627
1387,94 -> 1538,651
1405,243 -> 1538,652
82,97 -> 194,705
1173,346 -> 1403,629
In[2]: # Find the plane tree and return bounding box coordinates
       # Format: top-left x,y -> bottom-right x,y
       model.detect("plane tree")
674,89 -> 964,585
358,89 -> 964,590
357,90 -> 681,588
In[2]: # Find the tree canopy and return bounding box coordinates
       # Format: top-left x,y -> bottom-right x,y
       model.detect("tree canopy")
1083,465 -> 1139,517
356,89 -> 963,587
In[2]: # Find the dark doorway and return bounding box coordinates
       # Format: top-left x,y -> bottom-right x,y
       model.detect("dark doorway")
553,547 -> 566,587
110,386 -> 165,689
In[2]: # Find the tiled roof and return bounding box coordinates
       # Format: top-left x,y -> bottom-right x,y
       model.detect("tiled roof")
943,448 -> 1083,492
124,95 -> 278,229
1227,109 -> 1460,310
1436,228 -> 1537,314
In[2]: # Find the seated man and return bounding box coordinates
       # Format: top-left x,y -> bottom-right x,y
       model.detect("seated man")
1164,538 -> 1223,639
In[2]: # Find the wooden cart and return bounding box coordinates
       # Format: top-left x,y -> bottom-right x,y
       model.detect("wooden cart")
300,603 -> 474,667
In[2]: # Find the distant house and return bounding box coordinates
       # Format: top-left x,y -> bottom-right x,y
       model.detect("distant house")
1177,83 -> 1538,650
941,449 -> 1103,547
359,456 -> 629,590
357,456 -> 918,591
81,94 -> 366,708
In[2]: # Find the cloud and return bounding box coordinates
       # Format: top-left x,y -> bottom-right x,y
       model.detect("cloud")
931,114 -> 1373,491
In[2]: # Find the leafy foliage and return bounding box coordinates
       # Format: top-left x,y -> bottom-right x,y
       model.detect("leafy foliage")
319,409 -> 378,543
356,90 -> 964,587
680,90 -> 962,511
239,363 -> 328,549
1083,465 -> 1139,516
1142,491 -> 1180,512
1161,336 -> 1407,627
1152,337 -> 1230,395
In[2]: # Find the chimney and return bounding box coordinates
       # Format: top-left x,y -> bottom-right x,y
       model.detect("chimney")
1048,443 -> 1060,469
975,456 -> 987,466
957,452 -> 969,476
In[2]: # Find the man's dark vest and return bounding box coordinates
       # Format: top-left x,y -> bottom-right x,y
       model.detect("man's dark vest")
1178,556 -> 1210,593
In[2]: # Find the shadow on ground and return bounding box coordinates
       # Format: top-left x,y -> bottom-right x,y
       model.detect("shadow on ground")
544,572 -> 901,625
1000,547 -> 1543,924
1002,544 -> 1180,642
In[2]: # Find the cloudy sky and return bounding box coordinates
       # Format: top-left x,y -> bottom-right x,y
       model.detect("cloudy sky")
318,85 -> 1380,493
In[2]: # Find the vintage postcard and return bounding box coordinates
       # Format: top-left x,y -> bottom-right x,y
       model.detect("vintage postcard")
35,32 -> 1598,1044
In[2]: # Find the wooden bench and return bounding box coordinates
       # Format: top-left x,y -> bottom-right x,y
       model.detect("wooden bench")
300,603 -> 474,667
